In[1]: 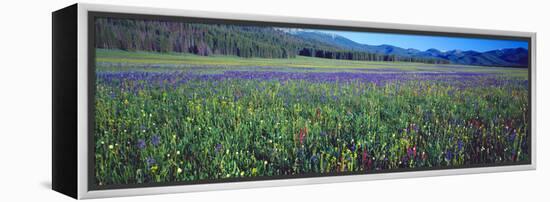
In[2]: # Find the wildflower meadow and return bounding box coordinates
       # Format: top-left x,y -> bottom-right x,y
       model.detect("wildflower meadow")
93,49 -> 530,186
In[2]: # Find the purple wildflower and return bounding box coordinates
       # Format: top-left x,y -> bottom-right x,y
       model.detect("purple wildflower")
412,124 -> 419,132
151,135 -> 160,146
445,150 -> 453,161
214,143 -> 223,153
349,144 -> 356,152
310,155 -> 319,164
136,139 -> 146,149
509,130 -> 517,142
140,125 -> 146,132
146,157 -> 156,166
109,91 -> 116,99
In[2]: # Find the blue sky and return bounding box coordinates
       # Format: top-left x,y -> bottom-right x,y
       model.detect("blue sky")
316,29 -> 528,52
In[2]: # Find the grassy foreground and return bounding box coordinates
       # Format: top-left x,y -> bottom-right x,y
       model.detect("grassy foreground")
94,49 -> 529,186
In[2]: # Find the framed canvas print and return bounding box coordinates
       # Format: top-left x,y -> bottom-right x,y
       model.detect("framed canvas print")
52,3 -> 536,199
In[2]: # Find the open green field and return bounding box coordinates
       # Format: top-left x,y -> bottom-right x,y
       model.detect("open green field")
96,49 -> 528,77
94,49 -> 529,186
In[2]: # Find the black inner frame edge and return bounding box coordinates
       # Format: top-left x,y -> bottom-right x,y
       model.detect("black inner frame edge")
87,11 -> 533,191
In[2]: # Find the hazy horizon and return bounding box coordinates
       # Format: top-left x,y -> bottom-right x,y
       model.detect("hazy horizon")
307,29 -> 528,52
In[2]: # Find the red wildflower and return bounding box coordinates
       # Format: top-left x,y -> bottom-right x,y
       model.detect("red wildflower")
316,108 -> 321,119
362,149 -> 368,163
299,126 -> 308,145
368,159 -> 372,169
468,118 -> 483,129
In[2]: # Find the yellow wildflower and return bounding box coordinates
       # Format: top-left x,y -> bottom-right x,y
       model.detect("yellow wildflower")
151,165 -> 158,173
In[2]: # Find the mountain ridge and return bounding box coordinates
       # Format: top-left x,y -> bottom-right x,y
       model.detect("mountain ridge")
290,30 -> 528,67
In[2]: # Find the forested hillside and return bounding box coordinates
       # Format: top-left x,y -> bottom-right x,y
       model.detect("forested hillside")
94,18 -> 448,64
95,18 -> 336,58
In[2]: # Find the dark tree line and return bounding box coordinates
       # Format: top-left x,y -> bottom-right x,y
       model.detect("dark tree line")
95,18 -> 325,58
95,18 -> 449,64
298,48 -> 449,64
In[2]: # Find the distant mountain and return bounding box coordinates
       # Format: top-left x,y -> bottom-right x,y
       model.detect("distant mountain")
292,31 -> 444,60
293,31 -> 425,56
422,47 -> 528,67
291,31 -> 366,51
290,30 -> 528,67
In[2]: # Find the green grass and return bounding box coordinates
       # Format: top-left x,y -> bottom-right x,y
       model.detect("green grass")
94,49 -> 530,186
96,49 -> 528,76
97,49 -> 419,68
